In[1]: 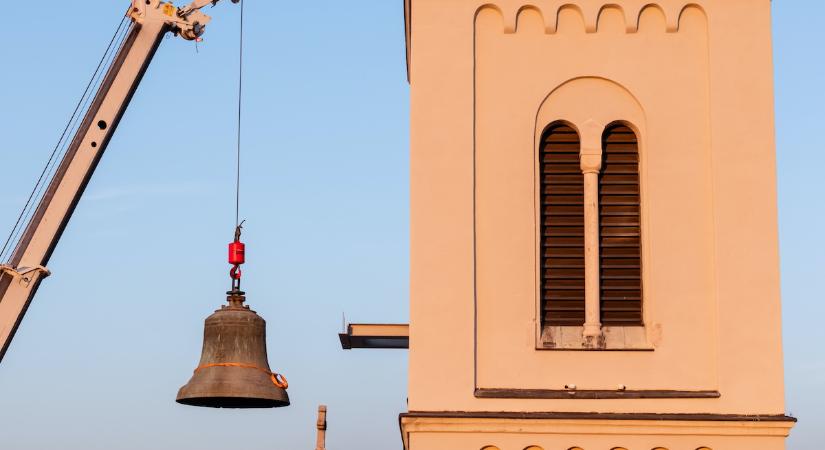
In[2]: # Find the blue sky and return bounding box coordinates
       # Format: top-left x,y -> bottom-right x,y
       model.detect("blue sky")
773,1 -> 825,448
0,1 -> 820,449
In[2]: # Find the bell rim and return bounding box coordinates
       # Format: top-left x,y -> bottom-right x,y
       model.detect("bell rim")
175,395 -> 290,409
176,366 -> 290,409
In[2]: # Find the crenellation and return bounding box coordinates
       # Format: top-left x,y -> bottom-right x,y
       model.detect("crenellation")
483,2 -> 705,35
678,4 -> 708,32
514,6 -> 546,34
638,3 -> 668,32
556,4 -> 588,34
597,5 -> 628,34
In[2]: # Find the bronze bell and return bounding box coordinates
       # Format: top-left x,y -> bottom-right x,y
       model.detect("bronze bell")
176,290 -> 290,408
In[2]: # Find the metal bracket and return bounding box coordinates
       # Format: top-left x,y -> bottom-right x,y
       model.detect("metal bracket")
0,264 -> 51,286
130,0 -> 239,41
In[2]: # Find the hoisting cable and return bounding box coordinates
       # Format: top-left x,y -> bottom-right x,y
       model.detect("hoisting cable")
0,15 -> 131,263
228,0 -> 246,293
234,0 -> 245,229
12,20 -> 133,259
206,0 -> 288,391
1,16 -> 130,263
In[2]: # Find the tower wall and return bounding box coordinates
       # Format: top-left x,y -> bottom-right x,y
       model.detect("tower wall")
406,0 -> 793,448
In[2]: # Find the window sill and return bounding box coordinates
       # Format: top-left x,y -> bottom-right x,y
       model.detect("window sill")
540,325 -> 654,351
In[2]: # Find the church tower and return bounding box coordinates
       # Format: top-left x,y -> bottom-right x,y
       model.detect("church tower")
401,1 -> 796,449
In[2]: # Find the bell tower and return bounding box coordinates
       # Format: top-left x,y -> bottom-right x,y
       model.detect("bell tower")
401,1 -> 795,449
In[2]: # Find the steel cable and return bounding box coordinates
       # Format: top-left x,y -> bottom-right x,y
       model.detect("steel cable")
0,14 -> 131,263
235,0 -> 245,228
6,21 -> 134,263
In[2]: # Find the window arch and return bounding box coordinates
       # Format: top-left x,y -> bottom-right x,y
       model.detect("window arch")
599,123 -> 643,325
540,122 -> 585,325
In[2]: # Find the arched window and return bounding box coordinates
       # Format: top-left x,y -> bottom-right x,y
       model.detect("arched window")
599,124 -> 643,325
541,123 -> 585,325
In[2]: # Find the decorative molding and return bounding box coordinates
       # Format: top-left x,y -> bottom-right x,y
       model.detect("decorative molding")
400,412 -> 794,450
475,388 -> 721,399
478,2 -> 706,35
401,410 -> 797,422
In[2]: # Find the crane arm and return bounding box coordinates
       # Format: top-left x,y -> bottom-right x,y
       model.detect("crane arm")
0,0 -> 235,363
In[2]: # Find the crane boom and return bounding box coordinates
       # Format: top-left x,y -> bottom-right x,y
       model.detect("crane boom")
0,0 -> 236,363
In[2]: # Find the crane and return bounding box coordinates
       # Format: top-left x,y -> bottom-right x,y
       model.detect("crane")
0,0 -> 238,363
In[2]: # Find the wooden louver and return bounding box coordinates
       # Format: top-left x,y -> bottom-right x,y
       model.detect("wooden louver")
541,124 -> 585,325
599,124 -> 643,325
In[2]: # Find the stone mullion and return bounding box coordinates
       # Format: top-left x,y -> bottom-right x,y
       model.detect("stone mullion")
580,121 -> 604,343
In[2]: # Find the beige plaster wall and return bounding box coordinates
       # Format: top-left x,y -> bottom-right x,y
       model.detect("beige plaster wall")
409,0 -> 784,417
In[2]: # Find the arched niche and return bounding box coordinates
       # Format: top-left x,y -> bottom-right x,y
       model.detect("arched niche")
534,76 -> 646,156
597,5 -> 626,34
556,4 -> 586,34
678,4 -> 708,32
475,4 -> 505,34
638,4 -> 667,33
516,6 -> 546,34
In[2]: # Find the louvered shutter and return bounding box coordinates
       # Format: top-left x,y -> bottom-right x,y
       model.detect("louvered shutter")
599,124 -> 643,325
541,124 -> 585,326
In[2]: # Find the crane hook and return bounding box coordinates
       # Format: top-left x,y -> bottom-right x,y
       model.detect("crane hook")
228,220 -> 246,292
